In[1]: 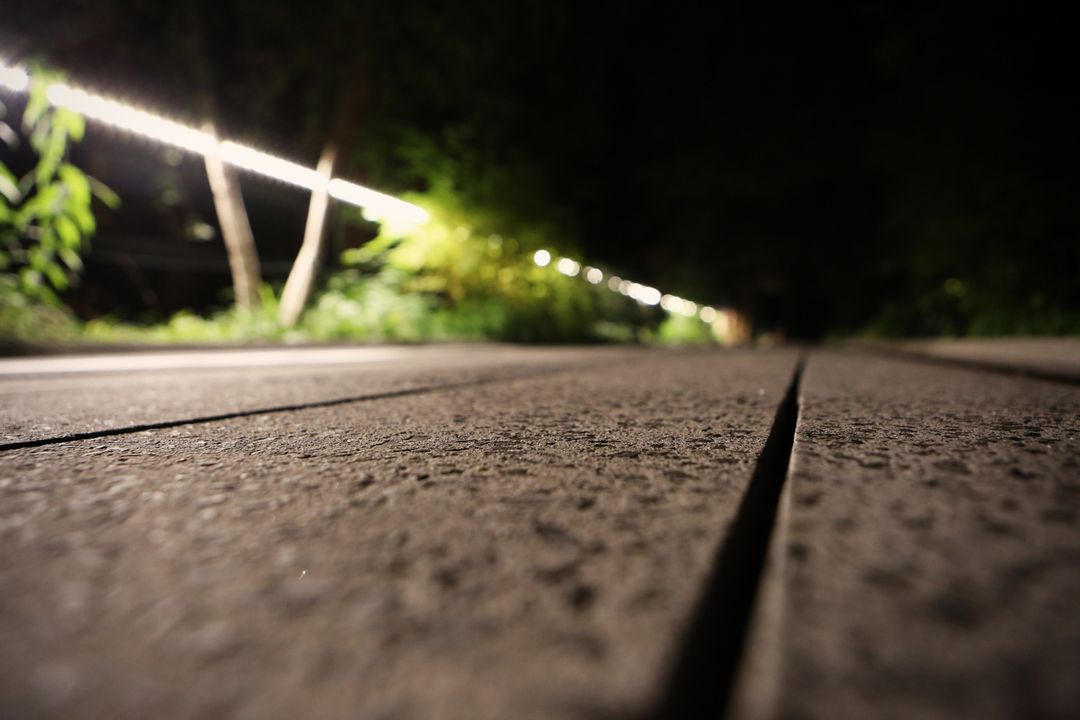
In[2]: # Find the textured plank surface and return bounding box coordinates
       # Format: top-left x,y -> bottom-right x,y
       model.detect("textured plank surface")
737,352 -> 1080,720
894,338 -> 1080,380
0,349 -> 797,719
0,345 -> 620,444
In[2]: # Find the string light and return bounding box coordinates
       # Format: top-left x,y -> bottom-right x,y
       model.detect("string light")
531,247 -> 728,325
555,257 -> 580,277
0,58 -> 427,227
0,64 -> 29,93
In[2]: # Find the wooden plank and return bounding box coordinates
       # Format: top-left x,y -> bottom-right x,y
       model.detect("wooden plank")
733,351 -> 1080,720
0,346 -> 618,445
0,351 -> 798,719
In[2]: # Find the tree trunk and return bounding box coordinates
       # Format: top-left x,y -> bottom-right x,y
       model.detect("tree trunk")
278,145 -> 336,326
276,0 -> 372,327
176,4 -> 263,312
202,121 -> 262,310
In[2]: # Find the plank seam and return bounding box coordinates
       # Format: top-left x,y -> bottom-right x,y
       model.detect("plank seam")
857,345 -> 1080,386
0,364 -> 596,453
650,357 -> 804,719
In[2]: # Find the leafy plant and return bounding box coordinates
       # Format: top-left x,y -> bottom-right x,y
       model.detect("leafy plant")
337,182 -> 631,343
85,284 -> 288,344
0,70 -> 117,311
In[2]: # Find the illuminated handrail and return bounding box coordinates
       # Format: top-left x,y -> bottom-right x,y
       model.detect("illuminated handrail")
2,58 -> 731,328
1,60 -> 427,227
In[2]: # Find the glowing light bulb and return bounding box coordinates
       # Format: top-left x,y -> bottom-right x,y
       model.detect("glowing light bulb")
585,267 -> 603,284
714,310 -> 732,335
699,306 -> 718,323
662,295 -> 685,314
533,249 -> 552,267
556,258 -> 580,277
0,62 -> 29,93
639,286 -> 661,306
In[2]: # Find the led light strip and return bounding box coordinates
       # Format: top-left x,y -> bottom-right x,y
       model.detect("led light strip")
2,58 -> 731,329
531,248 -> 730,328
0,59 -> 427,226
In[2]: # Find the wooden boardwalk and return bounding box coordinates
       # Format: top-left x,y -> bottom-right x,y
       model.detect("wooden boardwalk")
1,342 -> 1076,719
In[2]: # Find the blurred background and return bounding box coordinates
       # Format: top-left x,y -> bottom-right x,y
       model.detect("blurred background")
1,0 -> 1077,348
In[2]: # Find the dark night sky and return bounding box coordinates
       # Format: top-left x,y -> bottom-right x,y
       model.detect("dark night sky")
4,1 -> 1078,337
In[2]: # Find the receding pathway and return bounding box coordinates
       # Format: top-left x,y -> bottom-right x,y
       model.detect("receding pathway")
0,343 -> 1077,719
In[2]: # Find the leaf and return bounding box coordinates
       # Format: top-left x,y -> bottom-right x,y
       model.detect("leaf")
56,215 -> 80,249
0,121 -> 17,149
58,247 -> 83,272
17,169 -> 35,198
28,244 -> 49,269
45,262 -> 68,291
28,114 -> 52,155
0,163 -> 20,204
16,182 -> 63,228
89,177 -> 120,209
69,203 -> 96,234
20,267 -> 42,289
58,164 -> 91,206
22,85 -> 50,133
35,125 -> 66,186
59,109 -> 85,142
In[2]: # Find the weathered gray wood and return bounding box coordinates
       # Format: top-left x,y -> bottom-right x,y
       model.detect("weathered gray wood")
733,352 -> 1080,720
0,350 -> 798,719
0,346 -> 625,444
279,13 -> 370,328
893,338 -> 1080,381
277,146 -> 337,327
202,123 -> 262,310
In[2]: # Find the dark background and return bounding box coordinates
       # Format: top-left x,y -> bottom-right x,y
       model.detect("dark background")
3,0 -> 1078,338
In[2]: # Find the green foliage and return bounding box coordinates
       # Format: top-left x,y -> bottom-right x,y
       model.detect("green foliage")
79,169 -> 730,347
654,313 -> 717,344
864,277 -> 1080,338
0,70 -> 117,341
5,69 -> 721,347
81,182 -> 674,347
85,285 -> 288,344
0,290 -> 82,344
334,184 -> 628,342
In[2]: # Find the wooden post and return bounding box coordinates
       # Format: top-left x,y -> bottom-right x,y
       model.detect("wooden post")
278,145 -> 337,327
202,122 -> 262,311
